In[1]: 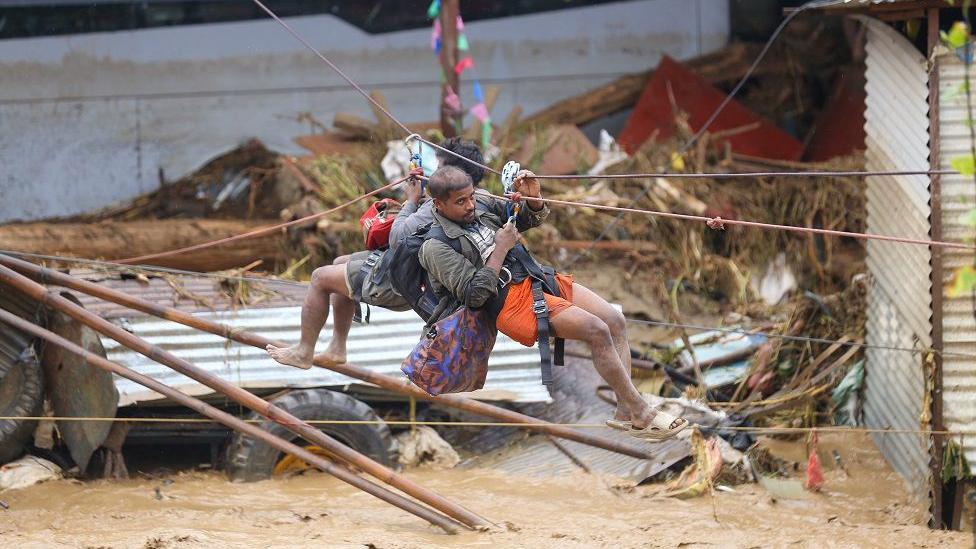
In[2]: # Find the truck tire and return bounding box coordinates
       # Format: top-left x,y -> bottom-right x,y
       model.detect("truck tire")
0,347 -> 44,464
225,388 -> 397,482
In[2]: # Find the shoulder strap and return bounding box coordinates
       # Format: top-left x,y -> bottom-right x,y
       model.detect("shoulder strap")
426,224 -> 463,254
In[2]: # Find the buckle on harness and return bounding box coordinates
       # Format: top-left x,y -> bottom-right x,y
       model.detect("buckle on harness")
498,266 -> 512,287
532,299 -> 548,316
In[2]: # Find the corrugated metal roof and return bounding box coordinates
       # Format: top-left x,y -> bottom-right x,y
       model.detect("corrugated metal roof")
72,276 -> 553,405
937,53 -> 976,468
861,17 -> 932,502
71,274 -> 307,318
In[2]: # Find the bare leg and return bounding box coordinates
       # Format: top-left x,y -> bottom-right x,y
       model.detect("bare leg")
320,292 -> 355,364
266,264 -> 349,369
567,283 -> 634,422
314,254 -> 357,364
550,306 -> 655,430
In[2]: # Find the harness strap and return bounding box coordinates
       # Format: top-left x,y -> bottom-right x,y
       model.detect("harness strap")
540,265 -> 565,367
531,279 -> 554,389
353,250 -> 383,324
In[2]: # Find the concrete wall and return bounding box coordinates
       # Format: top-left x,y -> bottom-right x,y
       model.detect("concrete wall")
0,0 -> 729,223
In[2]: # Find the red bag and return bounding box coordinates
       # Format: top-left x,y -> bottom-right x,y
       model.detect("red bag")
359,198 -> 402,250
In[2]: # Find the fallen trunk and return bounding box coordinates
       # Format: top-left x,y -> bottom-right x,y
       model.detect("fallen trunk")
0,220 -> 286,272
0,308 -> 462,534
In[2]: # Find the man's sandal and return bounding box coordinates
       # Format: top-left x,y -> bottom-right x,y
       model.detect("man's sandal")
605,419 -> 632,431
628,411 -> 690,441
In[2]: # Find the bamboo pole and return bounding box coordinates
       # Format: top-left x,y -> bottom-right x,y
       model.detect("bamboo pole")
0,308 -> 461,534
0,255 -> 655,460
0,263 -> 490,531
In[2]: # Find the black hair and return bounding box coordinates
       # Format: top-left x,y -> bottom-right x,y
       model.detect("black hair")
437,137 -> 485,184
428,165 -> 473,200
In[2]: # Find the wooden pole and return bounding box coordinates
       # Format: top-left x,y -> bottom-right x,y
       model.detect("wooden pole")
0,255 -> 655,461
0,308 -> 461,534
0,263 -> 490,531
439,0 -> 461,136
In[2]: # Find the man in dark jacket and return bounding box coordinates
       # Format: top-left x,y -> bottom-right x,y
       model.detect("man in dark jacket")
266,139 -> 485,369
420,165 -> 688,441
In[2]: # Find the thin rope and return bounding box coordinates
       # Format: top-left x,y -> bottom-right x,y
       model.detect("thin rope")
535,169 -> 954,179
250,0 -> 413,137
686,0 -> 816,146
116,176 -> 408,264
1,416 -> 967,436
486,192 -> 976,251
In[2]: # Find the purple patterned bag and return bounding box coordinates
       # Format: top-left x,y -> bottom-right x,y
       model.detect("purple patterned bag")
401,307 -> 496,396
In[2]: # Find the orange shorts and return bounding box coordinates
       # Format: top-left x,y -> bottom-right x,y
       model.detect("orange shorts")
495,274 -> 574,347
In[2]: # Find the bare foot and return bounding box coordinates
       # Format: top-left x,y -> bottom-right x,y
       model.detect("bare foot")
312,348 -> 347,366
629,405 -> 658,431
266,343 -> 313,370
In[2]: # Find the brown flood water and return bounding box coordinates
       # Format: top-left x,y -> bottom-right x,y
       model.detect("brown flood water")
0,432 -> 970,548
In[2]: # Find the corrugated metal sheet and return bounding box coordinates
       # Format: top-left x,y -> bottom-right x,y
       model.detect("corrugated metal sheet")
861,17 -> 932,502
101,304 -> 551,406
71,275 -> 551,404
937,54 -> 976,468
70,274 -> 307,318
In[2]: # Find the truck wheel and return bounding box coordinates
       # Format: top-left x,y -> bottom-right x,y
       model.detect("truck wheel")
0,347 -> 44,464
225,388 -> 397,482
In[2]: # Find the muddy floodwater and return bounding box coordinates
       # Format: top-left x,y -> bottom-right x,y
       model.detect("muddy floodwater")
0,433 -> 970,548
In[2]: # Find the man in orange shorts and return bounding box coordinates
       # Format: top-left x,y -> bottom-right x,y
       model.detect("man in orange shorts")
418,165 -> 689,441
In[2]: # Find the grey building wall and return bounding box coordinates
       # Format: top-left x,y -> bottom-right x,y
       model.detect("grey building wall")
0,0 -> 730,223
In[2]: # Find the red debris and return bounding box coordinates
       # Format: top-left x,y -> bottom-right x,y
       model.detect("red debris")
804,431 -> 825,492
617,55 -> 804,161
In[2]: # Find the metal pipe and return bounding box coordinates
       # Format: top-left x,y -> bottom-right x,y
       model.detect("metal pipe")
0,263 -> 490,530
0,254 -> 655,460
0,308 -> 461,534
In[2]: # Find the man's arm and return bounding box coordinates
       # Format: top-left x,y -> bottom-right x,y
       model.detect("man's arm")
390,199 -> 434,247
419,223 -> 518,309
513,170 -> 548,232
420,240 -> 498,308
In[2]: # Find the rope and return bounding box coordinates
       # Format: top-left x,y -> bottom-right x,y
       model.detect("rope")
115,175 -> 408,265
1,416 -> 968,436
534,169 -> 954,180
486,192 -> 976,251
250,0 -> 413,137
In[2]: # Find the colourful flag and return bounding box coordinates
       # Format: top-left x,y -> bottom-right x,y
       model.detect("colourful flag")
454,56 -> 474,75
427,0 -> 441,19
431,19 -> 441,52
472,81 -> 484,103
457,34 -> 470,51
481,118 -> 492,148
470,102 -> 489,122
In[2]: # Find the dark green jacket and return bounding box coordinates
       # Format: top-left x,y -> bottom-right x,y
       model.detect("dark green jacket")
418,191 -> 548,311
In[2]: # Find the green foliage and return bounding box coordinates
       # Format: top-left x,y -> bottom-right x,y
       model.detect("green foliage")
952,154 -> 976,177
948,265 -> 976,298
